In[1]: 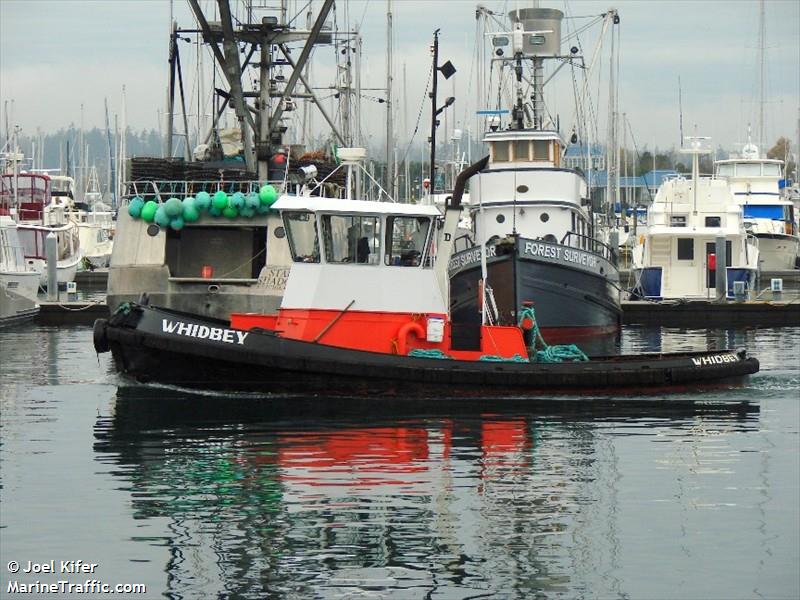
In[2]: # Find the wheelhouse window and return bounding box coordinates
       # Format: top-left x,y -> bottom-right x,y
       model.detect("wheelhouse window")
736,163 -> 761,177
513,140 -> 529,162
716,164 -> 734,177
532,140 -> 550,161
677,238 -> 694,260
670,215 -> 687,227
284,211 -> 320,263
321,214 -> 380,264
762,163 -> 781,177
385,216 -> 432,267
492,141 -> 510,162
705,216 -> 721,227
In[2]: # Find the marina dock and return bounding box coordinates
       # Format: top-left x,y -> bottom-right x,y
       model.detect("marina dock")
34,296 -> 800,327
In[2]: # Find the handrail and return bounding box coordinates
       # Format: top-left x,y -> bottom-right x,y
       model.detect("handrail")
121,179 -> 286,202
559,230 -> 618,266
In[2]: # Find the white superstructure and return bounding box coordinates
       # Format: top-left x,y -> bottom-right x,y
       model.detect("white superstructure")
714,142 -> 798,270
275,196 -> 446,314
633,138 -> 760,299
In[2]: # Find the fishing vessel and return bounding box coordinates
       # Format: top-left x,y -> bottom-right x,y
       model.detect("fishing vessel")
631,138 -> 760,300
94,161 -> 759,395
106,0 -> 361,318
448,7 -> 622,343
714,142 -> 798,270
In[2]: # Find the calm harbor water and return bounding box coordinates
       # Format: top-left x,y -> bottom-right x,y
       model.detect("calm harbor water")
1,324 -> 798,599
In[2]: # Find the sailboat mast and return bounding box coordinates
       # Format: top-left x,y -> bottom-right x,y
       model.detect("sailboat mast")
758,0 -> 766,153
385,0 -> 394,200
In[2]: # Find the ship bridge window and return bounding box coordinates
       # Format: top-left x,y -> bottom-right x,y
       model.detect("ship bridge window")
322,214 -> 380,264
492,141 -> 510,162
386,216 -> 431,267
736,163 -> 761,177
533,140 -> 550,161
762,163 -> 781,176
670,215 -> 687,227
284,211 -> 320,263
705,216 -> 721,227
716,164 -> 734,177
513,140 -> 530,162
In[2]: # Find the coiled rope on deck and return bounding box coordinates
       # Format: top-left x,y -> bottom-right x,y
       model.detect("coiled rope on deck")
517,306 -> 590,363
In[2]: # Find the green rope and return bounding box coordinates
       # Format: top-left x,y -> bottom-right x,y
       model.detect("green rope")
535,344 -> 589,363
408,348 -> 452,360
518,305 -> 589,363
479,354 -> 530,362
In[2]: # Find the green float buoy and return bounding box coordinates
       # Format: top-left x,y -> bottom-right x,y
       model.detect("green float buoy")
259,184 -> 277,206
154,205 -> 171,227
164,197 -> 183,217
140,200 -> 158,222
195,191 -> 211,211
128,197 -> 145,218
212,190 -> 228,210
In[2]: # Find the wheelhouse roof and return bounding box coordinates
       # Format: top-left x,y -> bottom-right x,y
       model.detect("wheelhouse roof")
273,195 -> 441,217
483,128 -> 565,144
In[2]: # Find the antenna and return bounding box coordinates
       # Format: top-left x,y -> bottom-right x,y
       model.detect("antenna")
678,76 -> 684,148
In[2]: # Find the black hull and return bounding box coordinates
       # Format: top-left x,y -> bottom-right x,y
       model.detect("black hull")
450,239 -> 622,335
95,304 -> 759,397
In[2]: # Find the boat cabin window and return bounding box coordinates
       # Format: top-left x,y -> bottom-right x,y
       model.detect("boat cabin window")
670,215 -> 687,227
513,140 -> 529,162
532,140 -> 550,161
677,238 -> 694,260
284,211 -> 320,263
385,216 -> 431,267
492,141 -> 510,162
762,163 -> 781,177
716,164 -> 734,177
321,214 -> 381,264
705,216 -> 721,227
736,163 -> 761,177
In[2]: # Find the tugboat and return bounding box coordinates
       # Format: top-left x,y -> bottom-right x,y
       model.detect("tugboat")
448,7 -> 622,344
94,159 -> 759,396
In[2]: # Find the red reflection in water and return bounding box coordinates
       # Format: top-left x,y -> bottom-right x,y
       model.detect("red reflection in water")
235,419 -> 531,490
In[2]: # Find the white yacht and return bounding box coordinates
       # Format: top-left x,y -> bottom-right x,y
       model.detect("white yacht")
715,142 -> 798,270
632,138 -> 760,300
0,215 -> 40,326
0,172 -> 83,287
51,174 -> 114,269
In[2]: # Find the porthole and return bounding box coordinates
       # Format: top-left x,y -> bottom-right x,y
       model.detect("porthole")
540,212 -> 550,223
146,224 -> 160,237
274,226 -> 286,238
516,184 -> 529,193
496,214 -> 506,224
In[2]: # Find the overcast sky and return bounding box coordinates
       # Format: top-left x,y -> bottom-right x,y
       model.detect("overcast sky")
1,0 -> 798,156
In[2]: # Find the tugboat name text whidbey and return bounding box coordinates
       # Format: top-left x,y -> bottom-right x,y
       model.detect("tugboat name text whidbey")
161,320 -> 249,345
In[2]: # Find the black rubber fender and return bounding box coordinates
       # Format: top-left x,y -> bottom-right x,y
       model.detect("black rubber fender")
93,318 -> 110,353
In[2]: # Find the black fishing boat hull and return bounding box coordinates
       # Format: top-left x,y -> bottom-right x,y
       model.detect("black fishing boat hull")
94,303 -> 759,396
449,237 -> 622,341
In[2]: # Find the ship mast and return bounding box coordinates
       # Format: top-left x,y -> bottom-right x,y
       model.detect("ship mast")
386,0 -> 395,200
758,0 -> 766,153
184,0 -> 340,178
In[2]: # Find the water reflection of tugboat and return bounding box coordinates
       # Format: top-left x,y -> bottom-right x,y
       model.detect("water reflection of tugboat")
93,391 -> 758,598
